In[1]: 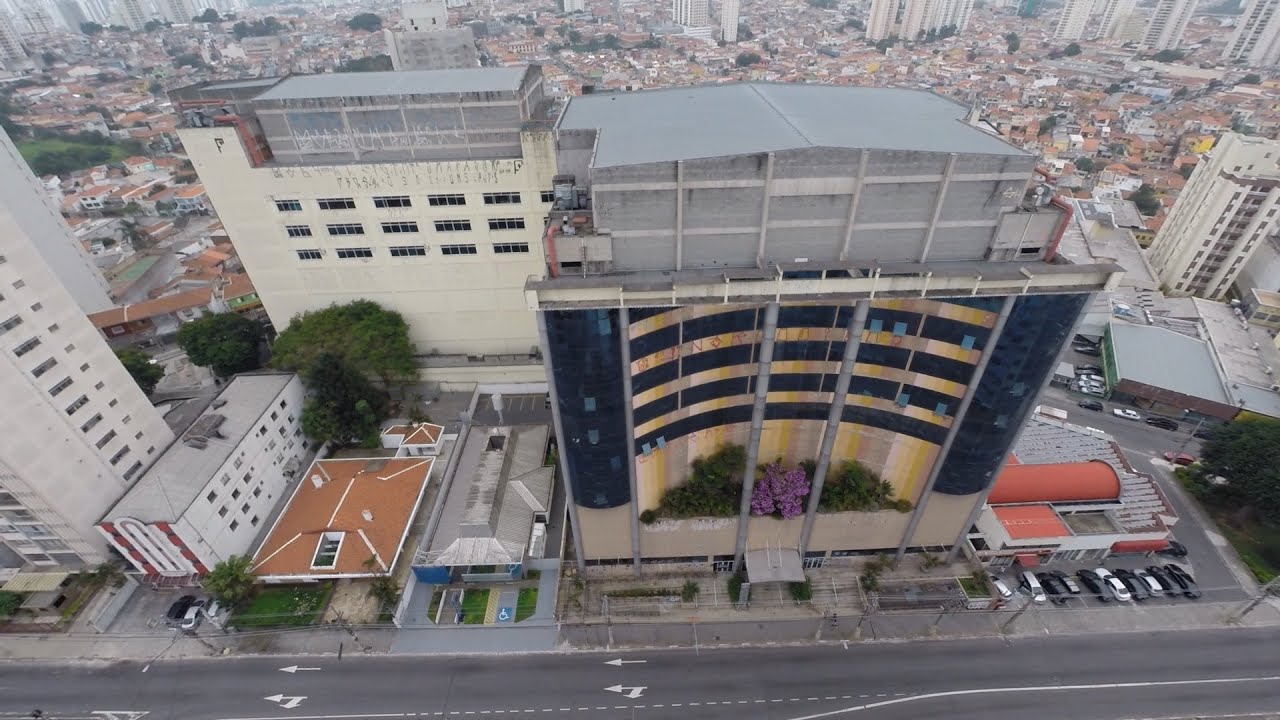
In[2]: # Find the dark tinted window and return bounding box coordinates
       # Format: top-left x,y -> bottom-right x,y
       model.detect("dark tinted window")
826,340 -> 848,362
773,341 -> 831,362
683,309 -> 757,343
637,404 -> 754,451
909,351 -> 976,384
778,305 -> 837,328
850,375 -> 901,400
768,373 -> 824,393
765,402 -> 831,421
903,385 -> 956,416
634,393 -> 679,426
945,297 -> 1004,312
629,307 -> 671,323
856,343 -> 911,369
836,305 -> 855,328
682,376 -> 750,407
840,405 -> 948,445
866,308 -> 922,336
920,315 -> 992,350
684,345 -> 755,375
633,361 -> 679,394
631,325 -> 680,358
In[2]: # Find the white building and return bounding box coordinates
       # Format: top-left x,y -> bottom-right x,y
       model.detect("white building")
563,0 -> 585,10
384,1 -> 478,71
20,7 -> 58,35
1224,0 -> 1280,66
719,0 -> 739,42
1097,0 -> 1135,41
900,0 -> 938,40
98,373 -> 306,578
158,0 -> 193,23
112,0 -> 150,30
174,68 -> 557,387
866,0 -> 896,41
934,0 -> 975,32
1141,0 -> 1196,50
0,130 -> 174,568
1148,133 -> 1280,299
672,0 -> 709,27
1054,0 -> 1093,41
0,14 -> 26,66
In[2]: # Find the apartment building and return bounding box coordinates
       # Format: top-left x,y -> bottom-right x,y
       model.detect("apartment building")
1141,0 -> 1197,51
0,14 -> 27,69
0,130 -> 174,568
538,84 -> 1121,577
99,374 -> 306,578
673,0 -> 709,27
1054,0 -> 1092,41
720,0 -> 739,42
1224,0 -> 1280,66
1148,133 -> 1280,299
384,0 -> 479,71
866,0 -> 897,41
113,0 -> 150,30
173,67 -> 559,386
1097,0 -> 1136,42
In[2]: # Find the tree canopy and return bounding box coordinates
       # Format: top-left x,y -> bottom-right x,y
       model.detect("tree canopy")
176,312 -> 263,377
232,17 -> 283,39
347,12 -> 383,32
1242,73 -> 1263,85
270,300 -> 415,384
1075,157 -> 1095,172
116,349 -> 164,395
1131,183 -> 1161,215
202,555 -> 256,607
1197,416 -> 1280,523
336,54 -> 393,72
300,353 -> 388,447
1005,32 -> 1020,53
735,51 -> 762,67
1152,49 -> 1185,62
80,21 -> 103,35
194,8 -> 221,22
1064,42 -> 1081,56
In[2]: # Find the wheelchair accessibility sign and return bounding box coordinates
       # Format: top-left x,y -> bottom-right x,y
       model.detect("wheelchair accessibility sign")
496,606 -> 514,623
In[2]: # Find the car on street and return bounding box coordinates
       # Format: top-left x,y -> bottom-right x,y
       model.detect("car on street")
1112,408 -> 1142,421
1078,399 -> 1104,412
1145,565 -> 1179,594
1164,564 -> 1203,599
1193,427 -> 1215,440
1157,540 -> 1189,558
1114,568 -> 1150,601
1048,570 -> 1081,594
1133,568 -> 1164,596
1146,417 -> 1180,431
989,574 -> 1014,600
165,595 -> 196,624
1076,569 -> 1110,601
1094,568 -> 1133,601
1080,386 -> 1106,397
1163,452 -> 1196,466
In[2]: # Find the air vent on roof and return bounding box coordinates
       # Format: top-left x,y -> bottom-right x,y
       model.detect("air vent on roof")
311,473 -> 325,489
362,509 -> 373,522
184,438 -> 208,450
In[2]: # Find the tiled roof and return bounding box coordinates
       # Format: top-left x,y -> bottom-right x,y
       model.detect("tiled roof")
992,505 -> 1071,540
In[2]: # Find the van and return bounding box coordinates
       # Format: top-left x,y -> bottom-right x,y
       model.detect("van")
1019,571 -> 1047,603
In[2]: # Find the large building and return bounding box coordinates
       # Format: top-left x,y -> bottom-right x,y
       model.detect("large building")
1,130 -> 174,568
174,68 -> 559,386
673,0 -> 709,28
720,0 -> 739,42
1224,0 -> 1280,66
1097,0 -> 1136,42
0,14 -> 26,67
1054,0 -> 1092,41
384,0 -> 479,71
1148,133 -> 1280,299
158,0 -> 194,23
538,84 -> 1121,576
866,0 -> 897,41
934,0 -> 975,32
866,0 -> 963,41
113,0 -> 150,30
1141,0 -> 1196,51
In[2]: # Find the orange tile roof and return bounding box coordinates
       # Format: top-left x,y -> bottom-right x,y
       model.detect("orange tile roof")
87,286 -> 213,328
992,504 -> 1071,540
175,184 -> 206,199
251,457 -> 434,579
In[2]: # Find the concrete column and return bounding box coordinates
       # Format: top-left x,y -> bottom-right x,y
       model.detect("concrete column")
675,160 -> 685,272
895,294 -> 1015,563
944,291 -> 1096,564
537,310 -> 588,573
733,301 -> 780,570
840,150 -> 870,262
798,301 -> 870,556
617,307 -> 643,575
756,153 -> 775,268
918,153 -> 958,263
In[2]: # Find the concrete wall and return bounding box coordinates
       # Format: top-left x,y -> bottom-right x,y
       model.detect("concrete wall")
385,27 -> 479,71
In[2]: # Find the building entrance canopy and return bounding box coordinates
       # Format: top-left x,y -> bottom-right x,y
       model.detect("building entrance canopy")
744,546 -> 806,584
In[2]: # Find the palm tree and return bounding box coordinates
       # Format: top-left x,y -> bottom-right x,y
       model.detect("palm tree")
202,555 -> 256,607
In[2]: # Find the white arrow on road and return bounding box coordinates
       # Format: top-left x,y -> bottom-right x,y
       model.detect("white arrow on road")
279,665 -> 321,673
92,713 -> 150,720
264,694 -> 307,709
603,659 -> 647,666
605,684 -> 647,699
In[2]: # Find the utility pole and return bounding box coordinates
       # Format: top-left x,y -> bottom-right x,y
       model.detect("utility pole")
1000,597 -> 1034,633
1227,576 -> 1280,623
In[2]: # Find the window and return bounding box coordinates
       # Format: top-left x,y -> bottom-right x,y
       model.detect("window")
541,190 -> 556,203
80,413 -> 103,433
252,487 -> 262,498
13,337 -> 41,357
251,515 -> 260,526
109,446 -> 129,466
29,303 -> 40,312
94,381 -> 105,390
64,395 -> 88,415
95,429 -> 117,449
47,324 -> 58,333
427,193 -> 466,206
313,532 -> 342,567
488,217 -> 526,230
389,245 -> 427,257
64,344 -> 74,352
373,195 -> 412,208
434,219 -> 472,232
275,199 -> 303,212
483,192 -> 521,205
296,249 -> 323,261
0,315 -> 22,336
232,488 -> 242,500
108,398 -> 117,407
49,377 -> 73,396
317,197 -> 356,210
30,358 -> 57,378
326,223 -> 365,236
218,506 -> 228,517
229,520 -> 239,531
335,247 -> 373,259
241,503 -> 250,514
124,461 -> 143,480
12,279 -> 25,289
79,363 -> 89,372
285,225 -> 313,238
380,221 -> 419,233
440,244 -> 478,256
493,242 -> 530,254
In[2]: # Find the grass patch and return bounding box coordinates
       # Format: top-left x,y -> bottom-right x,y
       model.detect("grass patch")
427,588 -> 444,623
605,587 -> 679,598
1218,522 -> 1279,584
515,587 -> 538,622
460,588 -> 490,624
957,575 -> 987,598
16,137 -> 135,176
232,583 -> 332,628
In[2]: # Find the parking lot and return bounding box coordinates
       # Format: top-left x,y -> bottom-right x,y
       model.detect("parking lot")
105,584 -> 202,634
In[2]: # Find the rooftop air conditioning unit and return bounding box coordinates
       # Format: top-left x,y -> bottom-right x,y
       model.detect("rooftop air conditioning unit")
310,474 -> 325,489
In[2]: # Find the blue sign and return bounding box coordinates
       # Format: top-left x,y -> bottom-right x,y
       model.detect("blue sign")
496,606 -> 514,623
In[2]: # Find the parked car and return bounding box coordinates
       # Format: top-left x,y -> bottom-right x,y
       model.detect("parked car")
1074,345 -> 1102,357
1076,569 -> 1110,601
1145,565 -> 1179,594
1146,417 -> 1180,431
990,574 -> 1015,600
1157,540 -> 1189,558
1020,571 -> 1047,603
1035,572 -> 1070,605
1192,427 -> 1215,440
1078,374 -> 1107,385
180,601 -> 204,632
1075,364 -> 1103,375
1163,452 -> 1196,466
1114,568 -> 1150,601
1048,570 -> 1081,594
1133,568 -> 1164,596
1094,568 -> 1133,601
1164,564 -> 1202,599
1078,399 -> 1104,412
1112,408 -> 1142,421
165,595 -> 197,624
1080,387 -> 1106,397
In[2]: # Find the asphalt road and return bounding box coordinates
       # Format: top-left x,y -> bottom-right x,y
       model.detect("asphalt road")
3,627 -> 1278,720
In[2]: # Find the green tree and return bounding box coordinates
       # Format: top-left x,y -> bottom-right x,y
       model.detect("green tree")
144,19 -> 164,32
300,353 -> 388,447
81,21 -> 103,35
1038,114 -> 1057,136
1064,42 -> 1081,56
1198,416 -> 1280,522
1104,82 -> 1123,93
1131,183 -> 1161,215
335,54 -> 393,72
116,349 -> 164,395
176,312 -> 262,377
1005,32 -> 1020,53
1242,73 -> 1263,85
347,12 -> 383,32
172,53 -> 206,69
735,51 -> 762,66
1152,49 -> 1185,62
194,8 -> 221,22
0,591 -> 20,618
1179,164 -> 1195,179
270,300 -> 415,385
202,555 -> 256,608
1075,157 -> 1094,172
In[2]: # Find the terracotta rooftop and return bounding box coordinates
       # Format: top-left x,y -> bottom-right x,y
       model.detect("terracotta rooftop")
988,460 -> 1121,505
87,286 -> 213,328
993,504 -> 1071,540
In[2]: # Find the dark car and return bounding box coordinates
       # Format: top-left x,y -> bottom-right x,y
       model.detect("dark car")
1078,399 -> 1104,412
1114,569 -> 1150,601
1192,428 -> 1215,440
165,595 -> 197,623
1145,565 -> 1179,594
1164,564 -> 1203,599
1049,570 -> 1082,594
1036,572 -> 1070,605
1146,417 -> 1180,431
1076,569 -> 1110,601
1076,364 -> 1103,375
1074,345 -> 1102,357
1157,540 -> 1189,558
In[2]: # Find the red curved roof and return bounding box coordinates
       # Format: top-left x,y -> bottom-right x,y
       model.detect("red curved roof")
988,460 -> 1121,505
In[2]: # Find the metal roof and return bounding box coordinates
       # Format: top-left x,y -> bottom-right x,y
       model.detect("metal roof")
558,83 -> 1026,168
253,68 -> 528,101
1109,321 -> 1230,404
2,572 -> 70,593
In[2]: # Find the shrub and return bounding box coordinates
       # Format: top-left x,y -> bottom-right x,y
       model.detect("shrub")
750,463 -> 811,518
681,580 -> 700,602
727,571 -> 746,603
789,579 -> 812,601
819,461 -> 899,512
654,444 -> 746,518
860,573 -> 880,592
639,509 -> 658,525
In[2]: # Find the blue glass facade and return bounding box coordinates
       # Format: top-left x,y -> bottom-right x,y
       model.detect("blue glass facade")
932,293 -> 1090,495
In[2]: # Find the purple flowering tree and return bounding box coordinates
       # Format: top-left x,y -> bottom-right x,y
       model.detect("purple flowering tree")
750,463 -> 811,518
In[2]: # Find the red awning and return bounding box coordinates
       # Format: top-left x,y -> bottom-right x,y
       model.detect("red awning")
1110,540 -> 1169,554
1014,553 -> 1041,567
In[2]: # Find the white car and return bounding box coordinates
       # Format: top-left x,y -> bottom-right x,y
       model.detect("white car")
1080,387 -> 1106,397
1133,568 -> 1164,596
1078,374 -> 1106,384
1112,408 -> 1142,421
179,603 -> 203,631
1094,568 -> 1132,601
989,574 -> 1014,600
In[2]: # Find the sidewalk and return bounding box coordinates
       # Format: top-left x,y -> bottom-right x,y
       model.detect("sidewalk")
0,625 -> 396,662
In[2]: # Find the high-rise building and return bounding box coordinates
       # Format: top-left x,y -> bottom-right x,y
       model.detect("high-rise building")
866,0 -> 897,40
900,0 -> 938,40
866,0 -> 963,41
1224,0 -> 1280,66
384,0 -> 479,71
672,0 -> 709,27
1149,133 -> 1280,299
20,7 -> 58,35
0,15 -> 26,66
1141,0 -> 1197,50
541,84 -> 1117,574
563,0 -> 585,11
0,129 -> 174,568
173,68 -> 559,385
1054,0 -> 1092,40
113,0 -> 150,31
934,0 -> 975,32
720,0 -> 739,42
158,0 -> 193,23
1018,0 -> 1043,16
1097,0 -> 1135,41
55,0 -> 89,29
